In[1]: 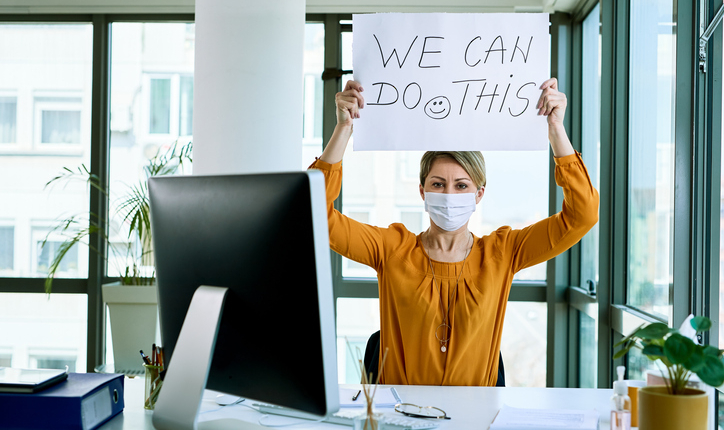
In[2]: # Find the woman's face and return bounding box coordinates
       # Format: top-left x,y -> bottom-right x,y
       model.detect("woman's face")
419,157 -> 485,203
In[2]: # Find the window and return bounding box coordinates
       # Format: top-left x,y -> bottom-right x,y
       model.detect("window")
302,22 -> 325,168
581,4 -> 601,291
34,96 -> 83,146
179,76 -> 194,136
337,297 -> 380,384
0,96 -> 17,144
0,354 -> 11,368
150,78 -> 171,134
0,226 -> 13,272
0,293 -> 87,371
29,352 -> 77,372
36,239 -> 79,277
578,3 -> 601,388
109,22 -> 195,283
0,23 -> 91,280
500,302 -> 547,387
627,0 -> 676,322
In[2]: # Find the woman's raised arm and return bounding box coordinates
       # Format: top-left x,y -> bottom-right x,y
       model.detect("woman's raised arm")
319,80 -> 365,164
537,77 -> 575,158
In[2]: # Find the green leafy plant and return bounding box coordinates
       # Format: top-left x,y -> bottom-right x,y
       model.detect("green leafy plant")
42,140 -> 192,293
614,316 -> 724,394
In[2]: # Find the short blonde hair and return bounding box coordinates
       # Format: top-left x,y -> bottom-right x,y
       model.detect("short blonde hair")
419,151 -> 486,190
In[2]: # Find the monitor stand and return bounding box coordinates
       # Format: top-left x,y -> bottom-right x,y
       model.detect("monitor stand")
152,285 -> 266,430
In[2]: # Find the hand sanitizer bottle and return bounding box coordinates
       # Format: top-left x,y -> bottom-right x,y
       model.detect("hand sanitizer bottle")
610,366 -> 631,430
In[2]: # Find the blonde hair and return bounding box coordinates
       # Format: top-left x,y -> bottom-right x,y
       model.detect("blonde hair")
419,151 -> 486,190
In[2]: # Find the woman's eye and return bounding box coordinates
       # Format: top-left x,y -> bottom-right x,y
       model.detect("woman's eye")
457,184 -> 468,189
432,182 -> 443,188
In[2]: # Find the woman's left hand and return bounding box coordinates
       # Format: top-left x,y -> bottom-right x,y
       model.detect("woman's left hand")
537,78 -> 566,128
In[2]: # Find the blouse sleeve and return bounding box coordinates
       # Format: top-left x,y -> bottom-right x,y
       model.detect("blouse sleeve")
502,151 -> 599,273
308,158 -> 407,272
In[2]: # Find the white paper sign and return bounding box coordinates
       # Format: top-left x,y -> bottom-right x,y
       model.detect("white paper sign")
352,13 -> 550,151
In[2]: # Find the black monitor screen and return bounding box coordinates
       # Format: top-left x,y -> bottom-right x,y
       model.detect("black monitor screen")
148,171 -> 337,416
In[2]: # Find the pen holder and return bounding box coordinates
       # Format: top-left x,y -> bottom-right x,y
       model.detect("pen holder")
144,364 -> 163,410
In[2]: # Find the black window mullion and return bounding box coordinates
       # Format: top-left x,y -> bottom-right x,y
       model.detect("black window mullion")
87,14 -> 111,373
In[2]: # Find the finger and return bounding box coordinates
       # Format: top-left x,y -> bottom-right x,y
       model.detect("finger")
340,89 -> 365,109
344,80 -> 364,93
536,85 -> 559,109
337,90 -> 365,110
539,77 -> 558,90
337,98 -> 358,115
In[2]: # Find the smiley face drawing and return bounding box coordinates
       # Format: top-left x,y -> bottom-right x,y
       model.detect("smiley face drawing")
424,96 -> 451,120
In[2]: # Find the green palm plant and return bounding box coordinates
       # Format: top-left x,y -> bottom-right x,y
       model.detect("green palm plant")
42,140 -> 192,293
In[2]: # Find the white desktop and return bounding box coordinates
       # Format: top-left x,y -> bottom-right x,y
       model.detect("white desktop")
101,376 -> 616,430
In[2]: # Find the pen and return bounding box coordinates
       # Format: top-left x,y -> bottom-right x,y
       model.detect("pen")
140,350 -> 151,365
352,389 -> 362,401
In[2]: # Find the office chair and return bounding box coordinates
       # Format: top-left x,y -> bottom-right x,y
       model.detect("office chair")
362,330 -> 506,387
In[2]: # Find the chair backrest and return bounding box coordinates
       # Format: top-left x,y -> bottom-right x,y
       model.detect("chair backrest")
362,330 -> 506,387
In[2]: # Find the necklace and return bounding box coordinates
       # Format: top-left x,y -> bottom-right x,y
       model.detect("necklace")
424,232 -> 473,353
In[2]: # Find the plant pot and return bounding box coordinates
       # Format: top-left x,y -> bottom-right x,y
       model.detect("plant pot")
638,385 -> 707,430
102,282 -> 158,374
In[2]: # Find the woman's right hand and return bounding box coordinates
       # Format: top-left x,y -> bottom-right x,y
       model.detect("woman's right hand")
335,80 -> 365,127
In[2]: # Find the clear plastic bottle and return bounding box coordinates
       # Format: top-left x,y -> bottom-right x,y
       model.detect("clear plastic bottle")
610,366 -> 631,430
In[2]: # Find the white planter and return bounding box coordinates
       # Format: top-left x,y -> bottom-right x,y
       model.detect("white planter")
102,282 -> 158,374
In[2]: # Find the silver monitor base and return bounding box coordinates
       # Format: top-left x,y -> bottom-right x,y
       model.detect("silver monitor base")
152,285 -> 266,430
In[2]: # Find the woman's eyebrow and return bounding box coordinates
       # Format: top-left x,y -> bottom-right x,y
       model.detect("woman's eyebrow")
429,175 -> 471,181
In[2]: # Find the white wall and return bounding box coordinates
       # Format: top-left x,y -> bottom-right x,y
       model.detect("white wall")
192,0 -> 304,174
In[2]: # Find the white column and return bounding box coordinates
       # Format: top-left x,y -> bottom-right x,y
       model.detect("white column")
193,0 -> 304,175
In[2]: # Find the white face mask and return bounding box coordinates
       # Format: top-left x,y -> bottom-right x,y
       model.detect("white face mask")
423,192 -> 477,231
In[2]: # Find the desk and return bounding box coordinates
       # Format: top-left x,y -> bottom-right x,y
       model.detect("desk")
100,377 -> 614,429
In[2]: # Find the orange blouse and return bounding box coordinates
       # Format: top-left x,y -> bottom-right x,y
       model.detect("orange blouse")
310,152 -> 599,386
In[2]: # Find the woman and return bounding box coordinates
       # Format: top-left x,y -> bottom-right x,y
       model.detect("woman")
309,78 -> 599,386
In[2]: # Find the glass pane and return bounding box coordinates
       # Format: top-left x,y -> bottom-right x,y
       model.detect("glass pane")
179,76 -> 194,136
0,293 -> 87,370
627,343 -> 658,382
109,22 -> 195,279
579,310 -> 598,388
500,302 -> 547,387
302,22 -> 325,168
0,97 -> 17,143
0,23 -> 92,279
41,110 -> 81,144
339,33 -> 548,280
150,78 -> 171,134
336,297 -> 380,384
581,4 -> 601,288
0,226 -> 13,272
627,0 -> 676,321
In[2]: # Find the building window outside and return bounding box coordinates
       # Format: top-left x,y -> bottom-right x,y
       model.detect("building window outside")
30,352 -> 77,372
627,0 -> 676,322
36,240 -> 79,277
0,226 -> 13,272
34,96 -> 83,146
0,97 -> 17,144
150,78 -> 172,134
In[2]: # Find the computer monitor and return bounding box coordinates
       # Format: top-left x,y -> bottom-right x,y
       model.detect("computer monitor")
147,170 -> 339,429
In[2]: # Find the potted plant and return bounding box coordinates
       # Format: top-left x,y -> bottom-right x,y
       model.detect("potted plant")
42,140 -> 192,373
613,315 -> 724,430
